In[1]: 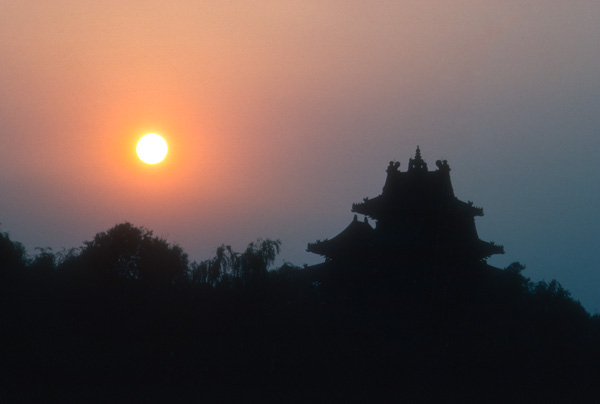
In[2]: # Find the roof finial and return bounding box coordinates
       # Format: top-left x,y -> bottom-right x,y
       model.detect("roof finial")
408,145 -> 427,172
415,145 -> 422,160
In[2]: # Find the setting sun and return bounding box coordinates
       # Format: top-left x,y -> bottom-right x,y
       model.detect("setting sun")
136,133 -> 168,164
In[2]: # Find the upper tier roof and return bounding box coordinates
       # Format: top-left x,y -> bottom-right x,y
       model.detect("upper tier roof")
352,147 -> 484,220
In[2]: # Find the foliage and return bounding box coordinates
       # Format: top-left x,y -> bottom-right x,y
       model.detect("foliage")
28,247 -> 56,271
0,231 -> 26,278
76,222 -> 188,285
190,238 -> 281,287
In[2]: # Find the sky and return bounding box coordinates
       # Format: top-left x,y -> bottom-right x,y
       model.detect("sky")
1,2 -> 599,311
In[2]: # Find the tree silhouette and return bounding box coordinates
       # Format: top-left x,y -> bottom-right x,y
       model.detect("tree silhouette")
77,222 -> 188,285
239,238 -> 281,285
191,239 -> 281,287
28,247 -> 56,272
0,230 -> 26,280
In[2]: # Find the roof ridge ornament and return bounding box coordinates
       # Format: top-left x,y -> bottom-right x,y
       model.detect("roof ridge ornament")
408,145 -> 428,172
435,159 -> 450,172
387,160 -> 401,174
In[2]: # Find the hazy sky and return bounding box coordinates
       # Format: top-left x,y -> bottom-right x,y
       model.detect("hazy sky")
1,2 -> 599,311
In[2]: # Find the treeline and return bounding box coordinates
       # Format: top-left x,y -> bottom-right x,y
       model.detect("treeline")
1,222 -> 600,402
1,222 -> 286,288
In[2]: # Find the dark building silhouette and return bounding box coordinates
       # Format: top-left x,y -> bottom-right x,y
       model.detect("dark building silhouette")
307,147 -> 504,267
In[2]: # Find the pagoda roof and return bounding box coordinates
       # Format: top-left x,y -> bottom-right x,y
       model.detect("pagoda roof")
307,215 -> 373,258
352,148 -> 483,219
308,146 -> 504,264
476,239 -> 505,259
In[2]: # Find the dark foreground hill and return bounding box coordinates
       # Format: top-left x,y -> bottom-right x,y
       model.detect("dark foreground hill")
2,249 -> 600,403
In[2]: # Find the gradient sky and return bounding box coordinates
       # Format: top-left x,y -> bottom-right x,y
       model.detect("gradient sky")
1,2 -> 599,311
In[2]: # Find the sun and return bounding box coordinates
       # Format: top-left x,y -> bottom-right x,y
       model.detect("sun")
136,133 -> 168,164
